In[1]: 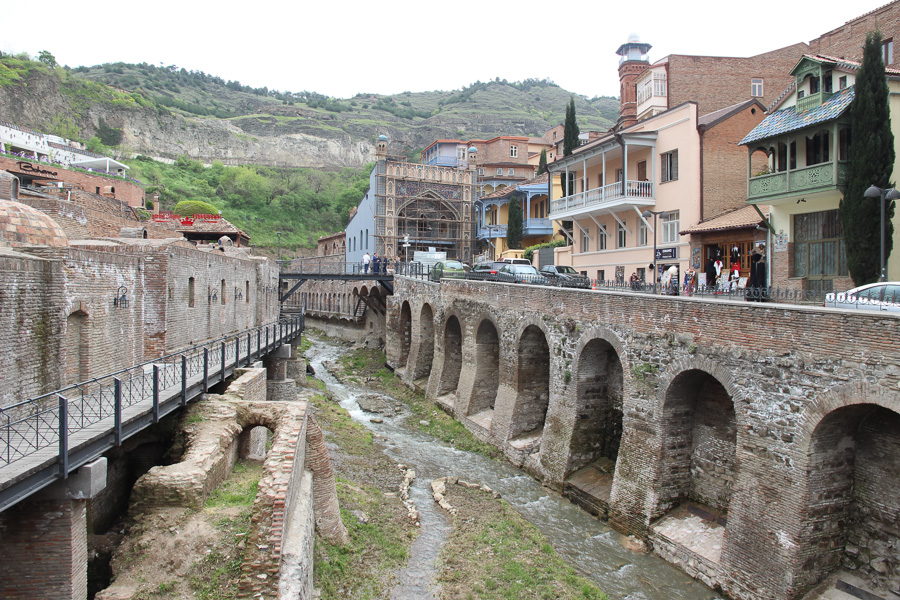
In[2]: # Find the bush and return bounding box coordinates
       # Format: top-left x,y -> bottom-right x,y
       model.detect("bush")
173,199 -> 219,216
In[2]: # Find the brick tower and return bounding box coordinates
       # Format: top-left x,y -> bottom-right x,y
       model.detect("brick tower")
616,33 -> 652,130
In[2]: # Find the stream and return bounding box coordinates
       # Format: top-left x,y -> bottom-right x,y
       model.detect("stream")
308,335 -> 722,600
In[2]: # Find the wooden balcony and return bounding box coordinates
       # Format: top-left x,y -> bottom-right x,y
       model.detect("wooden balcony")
550,180 -> 654,218
747,161 -> 849,203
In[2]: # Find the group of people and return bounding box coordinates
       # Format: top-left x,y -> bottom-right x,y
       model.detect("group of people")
362,252 -> 392,274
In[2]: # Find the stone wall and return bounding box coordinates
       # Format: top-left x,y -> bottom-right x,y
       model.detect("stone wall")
373,275 -> 900,600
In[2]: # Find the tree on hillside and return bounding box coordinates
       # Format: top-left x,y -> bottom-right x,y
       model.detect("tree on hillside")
841,30 -> 896,285
537,149 -> 548,175
507,196 -> 524,249
38,50 -> 57,68
563,97 -> 580,157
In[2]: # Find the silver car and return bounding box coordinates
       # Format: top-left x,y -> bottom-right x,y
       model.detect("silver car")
823,282 -> 900,313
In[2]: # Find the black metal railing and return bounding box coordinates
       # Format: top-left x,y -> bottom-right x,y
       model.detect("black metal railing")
0,317 -> 302,470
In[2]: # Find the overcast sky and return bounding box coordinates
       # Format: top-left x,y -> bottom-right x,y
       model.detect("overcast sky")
1,1 -> 892,100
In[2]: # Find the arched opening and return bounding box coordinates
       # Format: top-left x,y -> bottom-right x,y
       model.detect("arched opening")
413,304 -> 435,381
238,423 -> 274,463
467,319 -> 500,425
798,404 -> 900,595
651,369 -> 735,564
66,310 -> 89,385
438,316 -> 462,397
563,337 -> 625,516
399,301 -> 412,366
508,325 -> 550,446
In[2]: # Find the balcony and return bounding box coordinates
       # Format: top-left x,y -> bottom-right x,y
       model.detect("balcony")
523,218 -> 552,236
550,180 -> 654,217
477,224 -> 507,240
747,161 -> 849,203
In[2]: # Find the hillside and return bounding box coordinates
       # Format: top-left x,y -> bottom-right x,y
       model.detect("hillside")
0,54 -> 619,170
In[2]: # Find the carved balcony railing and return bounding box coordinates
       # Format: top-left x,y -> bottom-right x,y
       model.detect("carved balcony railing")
747,161 -> 849,202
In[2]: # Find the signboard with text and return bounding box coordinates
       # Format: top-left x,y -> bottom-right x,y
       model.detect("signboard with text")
655,247 -> 677,261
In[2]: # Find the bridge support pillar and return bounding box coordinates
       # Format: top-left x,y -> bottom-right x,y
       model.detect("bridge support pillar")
0,459 -> 107,600
287,338 -> 307,385
265,344 -> 297,402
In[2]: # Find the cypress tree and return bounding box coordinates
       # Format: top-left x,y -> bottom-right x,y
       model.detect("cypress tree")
842,30 -> 896,285
507,196 -> 524,249
563,97 -> 580,157
537,148 -> 548,175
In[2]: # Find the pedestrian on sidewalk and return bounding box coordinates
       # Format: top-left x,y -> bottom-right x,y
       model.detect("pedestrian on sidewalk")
363,252 -> 371,274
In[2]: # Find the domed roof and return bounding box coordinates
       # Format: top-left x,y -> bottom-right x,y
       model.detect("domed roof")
0,200 -> 68,247
378,134 -> 388,141
468,146 -> 478,153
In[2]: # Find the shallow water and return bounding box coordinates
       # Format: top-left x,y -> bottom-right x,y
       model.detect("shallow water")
308,336 -> 721,600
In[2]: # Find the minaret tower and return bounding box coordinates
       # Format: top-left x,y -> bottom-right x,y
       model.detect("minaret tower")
615,34 -> 652,130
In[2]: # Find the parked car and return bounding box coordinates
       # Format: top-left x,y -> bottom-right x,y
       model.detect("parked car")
498,257 -> 532,265
466,262 -> 505,281
429,260 -> 467,282
823,282 -> 900,313
496,263 -> 549,285
539,265 -> 591,289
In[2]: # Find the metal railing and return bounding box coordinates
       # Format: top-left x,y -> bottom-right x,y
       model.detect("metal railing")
0,317 -> 303,473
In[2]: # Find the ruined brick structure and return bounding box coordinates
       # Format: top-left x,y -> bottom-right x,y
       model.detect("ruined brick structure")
366,276 -> 900,600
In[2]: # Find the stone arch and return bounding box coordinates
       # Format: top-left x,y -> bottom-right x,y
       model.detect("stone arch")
508,323 -> 551,443
654,358 -> 740,516
467,317 -> 501,417
438,314 -> 463,396
66,309 -> 90,385
793,382 -> 900,594
399,301 -> 412,366
566,331 -> 626,478
414,303 -> 435,381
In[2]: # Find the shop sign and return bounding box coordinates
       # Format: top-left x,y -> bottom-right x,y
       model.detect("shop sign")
17,162 -> 57,177
655,247 -> 677,260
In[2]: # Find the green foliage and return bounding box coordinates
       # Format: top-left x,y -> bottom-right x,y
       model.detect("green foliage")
507,197 -> 523,249
124,156 -> 372,250
97,117 -> 123,147
38,50 -> 57,68
537,148 -> 548,175
564,96 -> 580,157
523,239 -> 566,261
174,199 -> 219,216
842,30 -> 896,285
47,114 -> 82,140
632,363 -> 659,382
85,136 -> 109,154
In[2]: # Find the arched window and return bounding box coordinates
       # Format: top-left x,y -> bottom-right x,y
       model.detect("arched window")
188,277 -> 195,307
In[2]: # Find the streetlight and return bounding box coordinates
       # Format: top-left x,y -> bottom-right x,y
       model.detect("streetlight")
642,209 -> 663,288
863,185 -> 900,281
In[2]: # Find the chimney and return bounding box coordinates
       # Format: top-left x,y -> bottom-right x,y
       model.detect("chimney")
615,34 -> 652,129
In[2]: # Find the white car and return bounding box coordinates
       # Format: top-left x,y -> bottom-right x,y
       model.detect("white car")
823,282 -> 900,313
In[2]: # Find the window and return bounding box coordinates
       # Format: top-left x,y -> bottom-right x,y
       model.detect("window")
497,168 -> 503,176
246,281 -> 250,303
751,78 -> 764,97
806,130 -> 830,166
581,227 -> 590,253
638,219 -> 648,247
839,76 -> 848,90
457,146 -> 466,160
477,167 -> 485,175
661,150 -> 678,182
824,70 -> 833,93
809,75 -> 820,94
654,72 -> 667,97
884,38 -> 894,65
221,279 -> 226,305
188,277 -> 195,307
637,160 -> 647,182
598,227 -> 607,250
617,222 -> 627,248
510,145 -> 518,158
597,270 -> 605,282
661,211 -> 680,244
792,209 -> 848,291
839,127 -> 851,161
508,168 -> 515,176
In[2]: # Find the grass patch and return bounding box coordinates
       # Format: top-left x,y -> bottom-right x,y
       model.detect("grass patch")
438,485 -> 607,600
205,461 -> 261,508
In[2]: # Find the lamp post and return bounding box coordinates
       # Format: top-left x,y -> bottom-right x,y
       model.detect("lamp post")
642,209 -> 663,289
863,185 -> 900,281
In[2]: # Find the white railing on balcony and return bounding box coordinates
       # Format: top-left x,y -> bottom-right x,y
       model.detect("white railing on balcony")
478,224 -> 508,237
551,180 -> 654,214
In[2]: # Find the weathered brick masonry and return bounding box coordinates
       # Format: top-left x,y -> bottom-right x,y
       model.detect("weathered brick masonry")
369,276 -> 900,600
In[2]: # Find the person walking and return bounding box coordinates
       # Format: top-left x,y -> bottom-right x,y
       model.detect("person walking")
372,253 -> 380,275
363,252 -> 371,274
